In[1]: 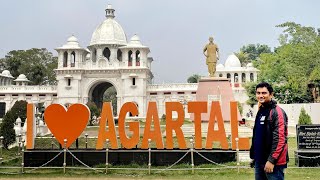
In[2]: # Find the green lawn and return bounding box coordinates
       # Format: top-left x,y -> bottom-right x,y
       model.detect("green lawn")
1,137 -> 320,179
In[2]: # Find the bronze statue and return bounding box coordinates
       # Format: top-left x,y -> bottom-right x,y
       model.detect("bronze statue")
203,37 -> 219,77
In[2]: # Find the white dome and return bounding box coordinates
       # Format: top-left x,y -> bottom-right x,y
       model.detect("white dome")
90,5 -> 127,46
126,34 -> 148,48
225,54 -> 241,68
129,35 -> 142,45
14,74 -> 29,82
1,70 -> 13,77
216,63 -> 224,70
67,35 -> 78,42
61,35 -> 82,49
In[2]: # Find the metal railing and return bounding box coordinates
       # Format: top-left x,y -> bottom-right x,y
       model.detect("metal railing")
1,134 -> 320,175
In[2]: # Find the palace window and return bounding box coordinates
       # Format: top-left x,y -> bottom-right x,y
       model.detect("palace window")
250,73 -> 254,82
103,47 -> 111,60
117,49 -> 122,61
136,50 -> 140,66
132,77 -> 136,86
92,49 -> 97,62
63,51 -> 68,67
67,79 -> 71,86
71,51 -> 75,67
242,73 -> 246,82
128,50 -> 133,66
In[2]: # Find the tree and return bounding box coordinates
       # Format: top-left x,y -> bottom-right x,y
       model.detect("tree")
103,86 -> 117,116
0,111 -> 16,149
277,22 -> 319,45
10,100 -> 28,124
86,101 -> 100,125
0,48 -> 58,85
0,100 -> 27,149
244,82 -> 258,107
234,51 -> 250,66
187,74 -> 201,83
235,44 -> 272,66
250,22 -> 320,104
298,108 -> 312,125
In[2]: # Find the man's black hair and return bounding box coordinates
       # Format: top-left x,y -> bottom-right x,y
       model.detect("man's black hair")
256,82 -> 273,94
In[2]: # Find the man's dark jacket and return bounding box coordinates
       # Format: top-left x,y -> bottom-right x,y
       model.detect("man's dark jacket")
250,100 -> 289,165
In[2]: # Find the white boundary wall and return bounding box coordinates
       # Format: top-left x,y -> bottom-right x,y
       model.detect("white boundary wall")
251,103 -> 320,126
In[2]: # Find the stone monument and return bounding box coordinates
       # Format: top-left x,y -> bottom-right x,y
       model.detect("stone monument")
203,37 -> 219,77
190,37 -> 240,121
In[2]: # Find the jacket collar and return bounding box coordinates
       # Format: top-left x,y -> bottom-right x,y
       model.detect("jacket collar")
260,100 -> 277,109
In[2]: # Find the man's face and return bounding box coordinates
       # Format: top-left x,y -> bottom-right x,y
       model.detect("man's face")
256,87 -> 273,104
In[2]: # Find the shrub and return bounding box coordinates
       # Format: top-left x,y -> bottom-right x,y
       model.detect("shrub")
86,102 -> 100,125
237,102 -> 243,116
10,100 -> 27,125
0,111 -> 16,149
0,100 -> 27,149
298,108 -> 312,125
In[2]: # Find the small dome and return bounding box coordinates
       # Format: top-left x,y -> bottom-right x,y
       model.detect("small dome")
14,74 -> 29,82
59,35 -> 81,49
106,4 -> 112,9
129,35 -> 142,45
225,54 -> 241,68
67,35 -> 78,42
126,34 -> 147,48
1,70 -> 13,77
216,64 -> 224,70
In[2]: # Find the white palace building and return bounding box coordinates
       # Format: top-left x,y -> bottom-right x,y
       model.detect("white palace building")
0,5 -> 258,118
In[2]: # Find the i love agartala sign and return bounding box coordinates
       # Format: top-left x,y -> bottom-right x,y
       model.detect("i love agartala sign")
25,101 -> 250,150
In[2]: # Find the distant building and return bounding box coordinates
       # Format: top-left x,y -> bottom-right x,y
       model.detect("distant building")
0,5 -> 258,118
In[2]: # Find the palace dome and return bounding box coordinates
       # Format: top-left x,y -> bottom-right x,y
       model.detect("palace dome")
15,74 -> 29,82
1,70 -> 13,77
128,35 -> 142,46
57,35 -> 82,49
225,54 -> 241,68
89,5 -> 127,46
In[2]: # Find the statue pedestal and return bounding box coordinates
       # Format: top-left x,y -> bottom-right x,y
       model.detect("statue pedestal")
191,77 -> 240,121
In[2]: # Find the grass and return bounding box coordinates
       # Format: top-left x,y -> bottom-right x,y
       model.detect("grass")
1,137 -> 320,179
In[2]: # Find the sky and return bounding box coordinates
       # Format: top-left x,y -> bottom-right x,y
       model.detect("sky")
0,0 -> 319,83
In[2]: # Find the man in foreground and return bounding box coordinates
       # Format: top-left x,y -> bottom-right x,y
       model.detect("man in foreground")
250,82 -> 289,180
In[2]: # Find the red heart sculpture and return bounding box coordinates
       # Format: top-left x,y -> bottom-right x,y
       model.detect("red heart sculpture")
44,104 -> 90,148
